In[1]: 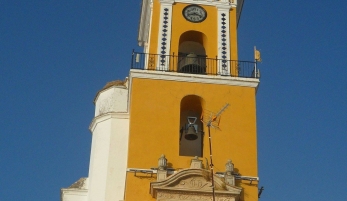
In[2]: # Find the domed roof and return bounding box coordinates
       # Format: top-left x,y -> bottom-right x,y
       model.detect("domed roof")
101,80 -> 126,91
93,79 -> 128,103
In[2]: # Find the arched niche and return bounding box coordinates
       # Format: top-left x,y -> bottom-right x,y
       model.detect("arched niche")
179,95 -> 205,157
177,31 -> 208,74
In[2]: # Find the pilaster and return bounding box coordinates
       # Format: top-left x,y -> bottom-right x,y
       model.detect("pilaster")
216,4 -> 233,75
156,0 -> 174,71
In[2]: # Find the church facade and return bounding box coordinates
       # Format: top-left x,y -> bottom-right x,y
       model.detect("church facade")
61,0 -> 262,200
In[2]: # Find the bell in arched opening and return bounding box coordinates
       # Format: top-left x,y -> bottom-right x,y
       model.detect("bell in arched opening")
184,117 -> 199,141
179,95 -> 204,157
178,53 -> 206,74
185,124 -> 198,140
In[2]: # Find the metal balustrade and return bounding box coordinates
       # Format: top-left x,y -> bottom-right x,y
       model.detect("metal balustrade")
131,52 -> 259,78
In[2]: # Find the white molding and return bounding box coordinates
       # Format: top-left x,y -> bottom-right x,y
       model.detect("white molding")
129,69 -> 259,88
61,189 -> 88,201
89,113 -> 130,133
138,0 -> 152,46
61,189 -> 88,195
217,7 -> 231,75
144,1 -> 154,53
87,112 -> 130,201
174,0 -> 237,7
160,0 -> 175,3
156,2 -> 174,71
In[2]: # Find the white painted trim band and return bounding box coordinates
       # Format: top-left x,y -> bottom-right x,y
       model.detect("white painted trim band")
127,168 -> 176,175
89,113 -> 129,132
174,0 -> 236,8
130,69 -> 259,88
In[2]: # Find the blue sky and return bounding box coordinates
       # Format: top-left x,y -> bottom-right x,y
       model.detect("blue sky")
1,0 -> 346,200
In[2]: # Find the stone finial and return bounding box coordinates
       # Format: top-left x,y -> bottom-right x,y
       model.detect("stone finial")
224,159 -> 235,185
157,154 -> 168,181
158,154 -> 167,170
225,159 -> 234,175
190,156 -> 203,169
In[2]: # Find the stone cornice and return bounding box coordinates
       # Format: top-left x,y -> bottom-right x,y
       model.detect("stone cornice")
174,0 -> 237,8
150,169 -> 242,199
89,112 -> 129,133
160,0 -> 175,4
130,69 -> 260,89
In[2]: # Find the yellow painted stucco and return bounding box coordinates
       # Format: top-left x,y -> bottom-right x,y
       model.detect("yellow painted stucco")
124,1 -> 258,200
170,3 -> 218,58
148,0 -> 161,55
148,1 -> 239,61
125,77 -> 258,201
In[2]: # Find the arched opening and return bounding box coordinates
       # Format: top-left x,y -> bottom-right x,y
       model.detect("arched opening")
178,31 -> 207,74
179,95 -> 205,157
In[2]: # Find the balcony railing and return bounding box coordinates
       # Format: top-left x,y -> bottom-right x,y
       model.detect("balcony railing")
131,52 -> 259,78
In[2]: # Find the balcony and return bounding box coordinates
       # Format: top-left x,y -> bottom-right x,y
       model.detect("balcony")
131,52 -> 260,79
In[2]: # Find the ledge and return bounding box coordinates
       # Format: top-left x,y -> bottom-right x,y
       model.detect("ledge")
130,69 -> 260,89
89,112 -> 129,133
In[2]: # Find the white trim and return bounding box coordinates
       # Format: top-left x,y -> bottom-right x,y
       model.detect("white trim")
89,113 -> 130,133
127,168 -> 176,175
160,0 -> 175,3
87,112 -> 130,201
61,189 -> 88,194
145,1 -> 154,54
236,176 -> 259,181
156,1 -> 174,71
61,188 -> 88,201
138,0 -> 152,46
174,0 -> 237,7
217,7 -> 231,75
129,69 -> 259,88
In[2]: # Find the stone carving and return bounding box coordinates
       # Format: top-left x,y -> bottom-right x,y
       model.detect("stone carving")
157,170 -> 167,181
158,154 -> 167,170
224,159 -> 235,186
190,156 -> 203,169
157,154 -> 168,181
150,169 -> 241,200
225,160 -> 234,174
157,190 -> 235,201
178,177 -> 210,190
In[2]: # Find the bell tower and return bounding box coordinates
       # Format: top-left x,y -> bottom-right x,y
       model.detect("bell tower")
61,1 -> 261,201
126,0 -> 260,200
138,0 -> 245,75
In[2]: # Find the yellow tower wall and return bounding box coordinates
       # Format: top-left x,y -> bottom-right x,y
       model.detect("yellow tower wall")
148,2 -> 239,61
229,7 -> 238,60
148,0 -> 161,55
170,3 -> 218,58
125,77 -> 258,201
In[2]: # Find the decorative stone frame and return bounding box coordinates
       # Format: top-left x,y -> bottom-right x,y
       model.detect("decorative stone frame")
150,169 -> 242,201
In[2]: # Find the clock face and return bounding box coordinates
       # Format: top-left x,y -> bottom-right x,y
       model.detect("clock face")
182,5 -> 207,23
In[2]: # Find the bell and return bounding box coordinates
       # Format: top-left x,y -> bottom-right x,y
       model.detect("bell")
179,53 -> 205,74
185,125 -> 198,140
